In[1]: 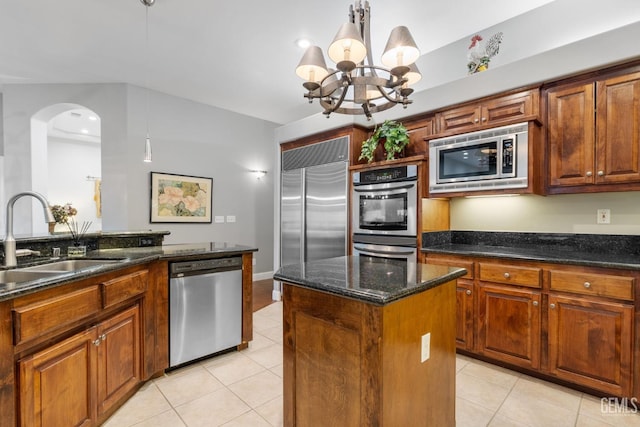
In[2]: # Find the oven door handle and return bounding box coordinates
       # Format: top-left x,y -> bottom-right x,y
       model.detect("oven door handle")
353,183 -> 415,192
354,244 -> 416,256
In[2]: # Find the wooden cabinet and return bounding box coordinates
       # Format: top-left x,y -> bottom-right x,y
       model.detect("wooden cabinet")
547,70 -> 640,192
283,279 -> 457,426
424,252 -> 639,398
435,89 -> 539,136
547,295 -> 633,397
18,328 -> 97,427
477,283 -> 541,370
18,305 -> 141,426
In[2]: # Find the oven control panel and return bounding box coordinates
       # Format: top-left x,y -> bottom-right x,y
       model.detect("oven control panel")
353,165 -> 417,185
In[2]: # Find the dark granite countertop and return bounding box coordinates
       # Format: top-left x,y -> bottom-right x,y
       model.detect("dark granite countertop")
421,231 -> 640,270
0,242 -> 257,302
274,256 -> 466,305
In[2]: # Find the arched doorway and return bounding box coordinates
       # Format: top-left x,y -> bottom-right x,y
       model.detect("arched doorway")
31,103 -> 102,234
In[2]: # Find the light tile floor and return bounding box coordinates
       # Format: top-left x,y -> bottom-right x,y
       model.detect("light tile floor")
104,302 -> 640,427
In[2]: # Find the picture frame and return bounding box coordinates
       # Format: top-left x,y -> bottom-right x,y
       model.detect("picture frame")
150,172 -> 213,223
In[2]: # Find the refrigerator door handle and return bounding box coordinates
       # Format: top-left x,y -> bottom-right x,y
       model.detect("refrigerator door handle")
301,168 -> 306,263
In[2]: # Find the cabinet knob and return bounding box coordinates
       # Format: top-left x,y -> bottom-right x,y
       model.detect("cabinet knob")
100,334 -> 107,341
583,282 -> 591,289
597,170 -> 604,177
532,301 -> 539,307
586,171 -> 593,177
481,117 -> 487,122
466,289 -> 472,296
93,339 -> 101,346
504,272 -> 510,279
550,303 -> 556,309
474,118 -> 479,123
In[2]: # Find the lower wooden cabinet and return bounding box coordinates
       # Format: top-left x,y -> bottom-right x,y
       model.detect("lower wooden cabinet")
425,253 -> 638,398
18,305 -> 141,427
477,283 -> 541,370
548,294 -> 633,397
456,280 -> 474,350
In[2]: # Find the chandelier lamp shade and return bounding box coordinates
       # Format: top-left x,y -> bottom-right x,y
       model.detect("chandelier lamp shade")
295,1 -> 421,120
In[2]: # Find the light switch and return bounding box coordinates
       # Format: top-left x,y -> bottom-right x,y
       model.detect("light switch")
226,215 -> 236,223
214,216 -> 225,223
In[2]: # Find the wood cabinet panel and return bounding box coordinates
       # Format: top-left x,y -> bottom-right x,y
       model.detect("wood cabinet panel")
549,269 -> 634,301
13,286 -> 101,346
478,284 -> 541,370
596,71 -> 640,184
97,305 -> 141,417
102,270 -> 148,309
456,280 -> 474,351
19,327 -> 97,427
547,83 -> 595,187
479,262 -> 542,288
548,295 -> 633,397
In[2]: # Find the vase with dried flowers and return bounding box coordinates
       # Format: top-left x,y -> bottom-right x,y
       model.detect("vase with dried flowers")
49,203 -> 77,234
66,218 -> 92,257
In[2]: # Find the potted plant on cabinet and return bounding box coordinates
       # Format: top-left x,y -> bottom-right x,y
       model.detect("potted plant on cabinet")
359,120 -> 410,163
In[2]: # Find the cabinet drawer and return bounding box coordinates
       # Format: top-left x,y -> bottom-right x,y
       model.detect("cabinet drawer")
13,285 -> 101,345
427,257 -> 474,279
479,263 -> 542,288
102,270 -> 148,309
549,270 -> 634,301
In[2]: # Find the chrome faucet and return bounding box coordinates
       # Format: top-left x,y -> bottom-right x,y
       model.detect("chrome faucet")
4,191 -> 55,267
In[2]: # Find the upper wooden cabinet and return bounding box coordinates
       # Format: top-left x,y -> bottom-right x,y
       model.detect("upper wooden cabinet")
434,89 -> 539,137
546,69 -> 640,193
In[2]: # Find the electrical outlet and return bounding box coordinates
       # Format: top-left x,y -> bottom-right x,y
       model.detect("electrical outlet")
421,333 -> 431,363
214,216 -> 225,223
597,209 -> 611,224
226,215 -> 236,223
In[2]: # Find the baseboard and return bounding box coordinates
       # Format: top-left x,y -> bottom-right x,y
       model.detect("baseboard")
272,289 -> 282,301
253,271 -> 274,281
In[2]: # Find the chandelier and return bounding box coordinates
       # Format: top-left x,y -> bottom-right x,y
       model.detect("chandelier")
295,1 -> 421,120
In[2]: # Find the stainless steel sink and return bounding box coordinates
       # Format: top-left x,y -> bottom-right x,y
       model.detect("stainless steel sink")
22,259 -> 123,272
0,269 -> 65,284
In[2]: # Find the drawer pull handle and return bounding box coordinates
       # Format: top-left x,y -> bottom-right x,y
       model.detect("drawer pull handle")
583,282 -> 591,289
466,289 -> 472,296
597,171 -> 604,177
100,334 -> 107,341
474,118 -> 479,123
532,301 -> 539,307
93,339 -> 101,347
586,171 -> 593,177
504,272 -> 510,279
550,303 -> 556,309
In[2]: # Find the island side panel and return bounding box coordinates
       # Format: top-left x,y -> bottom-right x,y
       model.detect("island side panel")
0,299 -> 15,426
241,252 -> 253,349
381,280 -> 456,426
282,284 -> 383,427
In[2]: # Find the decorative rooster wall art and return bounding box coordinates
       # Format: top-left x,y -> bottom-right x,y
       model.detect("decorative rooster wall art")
467,32 -> 503,74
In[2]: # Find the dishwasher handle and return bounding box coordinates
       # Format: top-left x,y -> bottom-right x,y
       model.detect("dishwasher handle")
170,256 -> 242,277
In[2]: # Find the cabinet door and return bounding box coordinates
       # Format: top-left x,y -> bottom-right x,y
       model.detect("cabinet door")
456,280 -> 474,351
596,72 -> 640,184
19,328 -> 97,427
482,91 -> 535,127
547,83 -> 595,187
548,294 -> 633,397
478,284 -> 541,370
436,104 -> 481,134
97,305 -> 141,417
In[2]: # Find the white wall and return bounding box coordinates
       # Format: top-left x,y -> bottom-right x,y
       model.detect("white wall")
1,83 -> 277,275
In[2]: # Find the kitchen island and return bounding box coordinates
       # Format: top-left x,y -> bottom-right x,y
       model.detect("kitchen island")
274,256 -> 466,427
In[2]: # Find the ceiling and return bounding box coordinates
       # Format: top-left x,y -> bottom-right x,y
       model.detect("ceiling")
0,0 -> 557,125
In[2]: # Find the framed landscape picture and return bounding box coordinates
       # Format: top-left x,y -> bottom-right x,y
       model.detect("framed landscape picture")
150,172 -> 213,223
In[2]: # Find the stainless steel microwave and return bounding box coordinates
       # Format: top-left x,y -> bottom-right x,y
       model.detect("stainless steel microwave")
428,122 -> 529,193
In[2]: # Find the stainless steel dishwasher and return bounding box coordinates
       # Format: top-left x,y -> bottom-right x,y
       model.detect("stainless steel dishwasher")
169,256 -> 243,368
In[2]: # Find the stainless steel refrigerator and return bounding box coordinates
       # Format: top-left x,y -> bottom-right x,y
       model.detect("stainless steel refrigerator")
280,136 -> 349,266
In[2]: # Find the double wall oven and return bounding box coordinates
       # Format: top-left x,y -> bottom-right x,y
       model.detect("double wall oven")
351,165 -> 418,277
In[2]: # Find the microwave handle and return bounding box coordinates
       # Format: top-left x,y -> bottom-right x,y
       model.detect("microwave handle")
353,183 -> 415,192
354,244 -> 416,256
